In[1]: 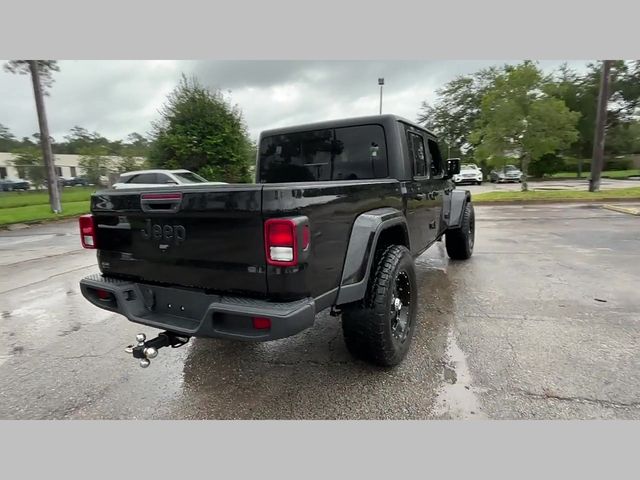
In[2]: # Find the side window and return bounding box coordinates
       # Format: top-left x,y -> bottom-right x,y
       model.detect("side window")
129,173 -> 157,184
427,139 -> 443,177
407,131 -> 427,177
332,125 -> 388,180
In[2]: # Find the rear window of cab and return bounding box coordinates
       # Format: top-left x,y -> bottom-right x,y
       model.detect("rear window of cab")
258,124 -> 388,183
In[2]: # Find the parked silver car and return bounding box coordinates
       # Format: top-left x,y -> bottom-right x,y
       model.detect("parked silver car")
112,169 -> 226,190
489,165 -> 523,183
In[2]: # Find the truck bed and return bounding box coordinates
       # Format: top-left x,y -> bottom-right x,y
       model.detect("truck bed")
91,179 -> 403,301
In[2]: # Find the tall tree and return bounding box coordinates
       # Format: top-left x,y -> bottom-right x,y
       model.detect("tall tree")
148,75 -> 253,183
589,60 -> 613,192
546,60 -> 640,161
471,62 -> 579,191
4,60 -> 62,212
417,66 -> 502,159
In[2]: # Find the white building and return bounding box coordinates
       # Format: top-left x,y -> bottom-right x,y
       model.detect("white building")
0,152 -> 143,180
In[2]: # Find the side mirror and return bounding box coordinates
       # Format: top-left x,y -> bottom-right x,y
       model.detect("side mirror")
446,158 -> 460,178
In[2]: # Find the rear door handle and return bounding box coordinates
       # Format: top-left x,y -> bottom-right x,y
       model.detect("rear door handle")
429,220 -> 437,229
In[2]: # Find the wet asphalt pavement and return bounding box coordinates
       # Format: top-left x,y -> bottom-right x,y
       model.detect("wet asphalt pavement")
1,203 -> 639,419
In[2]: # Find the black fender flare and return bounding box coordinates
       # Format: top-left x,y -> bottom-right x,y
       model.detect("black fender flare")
336,207 -> 409,305
444,189 -> 471,230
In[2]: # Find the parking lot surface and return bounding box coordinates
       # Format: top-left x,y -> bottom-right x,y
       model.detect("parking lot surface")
0,203 -> 638,419
461,177 -> 639,194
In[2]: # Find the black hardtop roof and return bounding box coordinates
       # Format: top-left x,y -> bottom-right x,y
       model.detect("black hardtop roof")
259,114 -> 436,139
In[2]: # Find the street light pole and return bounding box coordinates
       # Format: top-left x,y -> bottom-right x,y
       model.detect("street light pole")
378,78 -> 384,115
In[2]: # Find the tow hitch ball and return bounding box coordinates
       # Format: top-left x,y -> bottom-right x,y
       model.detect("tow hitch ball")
125,331 -> 190,368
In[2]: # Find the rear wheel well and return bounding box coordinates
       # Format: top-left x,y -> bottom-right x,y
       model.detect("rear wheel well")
374,224 -> 409,261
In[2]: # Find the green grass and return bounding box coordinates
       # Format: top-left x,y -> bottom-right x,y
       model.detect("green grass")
474,187 -> 640,203
0,200 -> 90,226
550,169 -> 640,179
0,187 -> 96,209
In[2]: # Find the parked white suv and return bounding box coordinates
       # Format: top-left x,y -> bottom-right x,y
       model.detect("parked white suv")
452,163 -> 483,185
112,169 -> 226,190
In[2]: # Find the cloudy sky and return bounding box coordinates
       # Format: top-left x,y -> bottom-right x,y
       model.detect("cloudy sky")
0,60 -> 591,143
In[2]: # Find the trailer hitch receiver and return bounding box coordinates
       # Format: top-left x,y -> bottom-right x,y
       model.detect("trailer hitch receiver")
125,331 -> 190,368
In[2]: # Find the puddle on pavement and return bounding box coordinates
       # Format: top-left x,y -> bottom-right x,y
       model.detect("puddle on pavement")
0,269 -> 111,361
433,330 -> 487,420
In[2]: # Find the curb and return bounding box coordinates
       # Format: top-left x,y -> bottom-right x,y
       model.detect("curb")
473,197 -> 640,206
601,204 -> 640,216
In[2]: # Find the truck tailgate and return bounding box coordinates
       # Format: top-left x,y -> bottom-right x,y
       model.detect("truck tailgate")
91,185 -> 266,296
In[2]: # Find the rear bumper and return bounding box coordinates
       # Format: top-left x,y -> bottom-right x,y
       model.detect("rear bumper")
80,274 -> 315,341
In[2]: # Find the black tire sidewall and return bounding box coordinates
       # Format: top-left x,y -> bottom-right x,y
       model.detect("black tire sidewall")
381,248 -> 417,355
368,246 -> 418,365
341,245 -> 418,367
446,202 -> 474,260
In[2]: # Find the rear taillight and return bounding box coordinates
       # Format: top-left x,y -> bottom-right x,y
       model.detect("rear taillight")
265,218 -> 297,266
79,214 -> 96,249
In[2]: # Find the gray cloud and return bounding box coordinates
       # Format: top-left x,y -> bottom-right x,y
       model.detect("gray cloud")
0,60 -> 591,144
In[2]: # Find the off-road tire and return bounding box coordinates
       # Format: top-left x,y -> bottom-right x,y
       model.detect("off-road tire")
342,245 -> 417,367
445,202 -> 475,260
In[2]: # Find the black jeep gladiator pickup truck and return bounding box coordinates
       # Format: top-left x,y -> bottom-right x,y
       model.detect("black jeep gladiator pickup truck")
79,114 -> 474,367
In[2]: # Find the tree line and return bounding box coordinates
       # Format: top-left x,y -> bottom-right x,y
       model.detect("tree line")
418,60 -> 640,188
0,124 -> 152,157
0,124 -> 155,186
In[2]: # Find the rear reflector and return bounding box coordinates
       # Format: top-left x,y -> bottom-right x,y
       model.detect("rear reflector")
302,224 -> 310,250
252,317 -> 271,330
96,289 -> 111,300
79,214 -> 96,249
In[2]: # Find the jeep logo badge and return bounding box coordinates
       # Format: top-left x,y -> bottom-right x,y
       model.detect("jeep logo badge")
141,219 -> 186,246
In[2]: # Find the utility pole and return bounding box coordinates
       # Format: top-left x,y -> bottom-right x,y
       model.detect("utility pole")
378,78 -> 384,115
589,60 -> 612,193
28,60 -> 61,213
